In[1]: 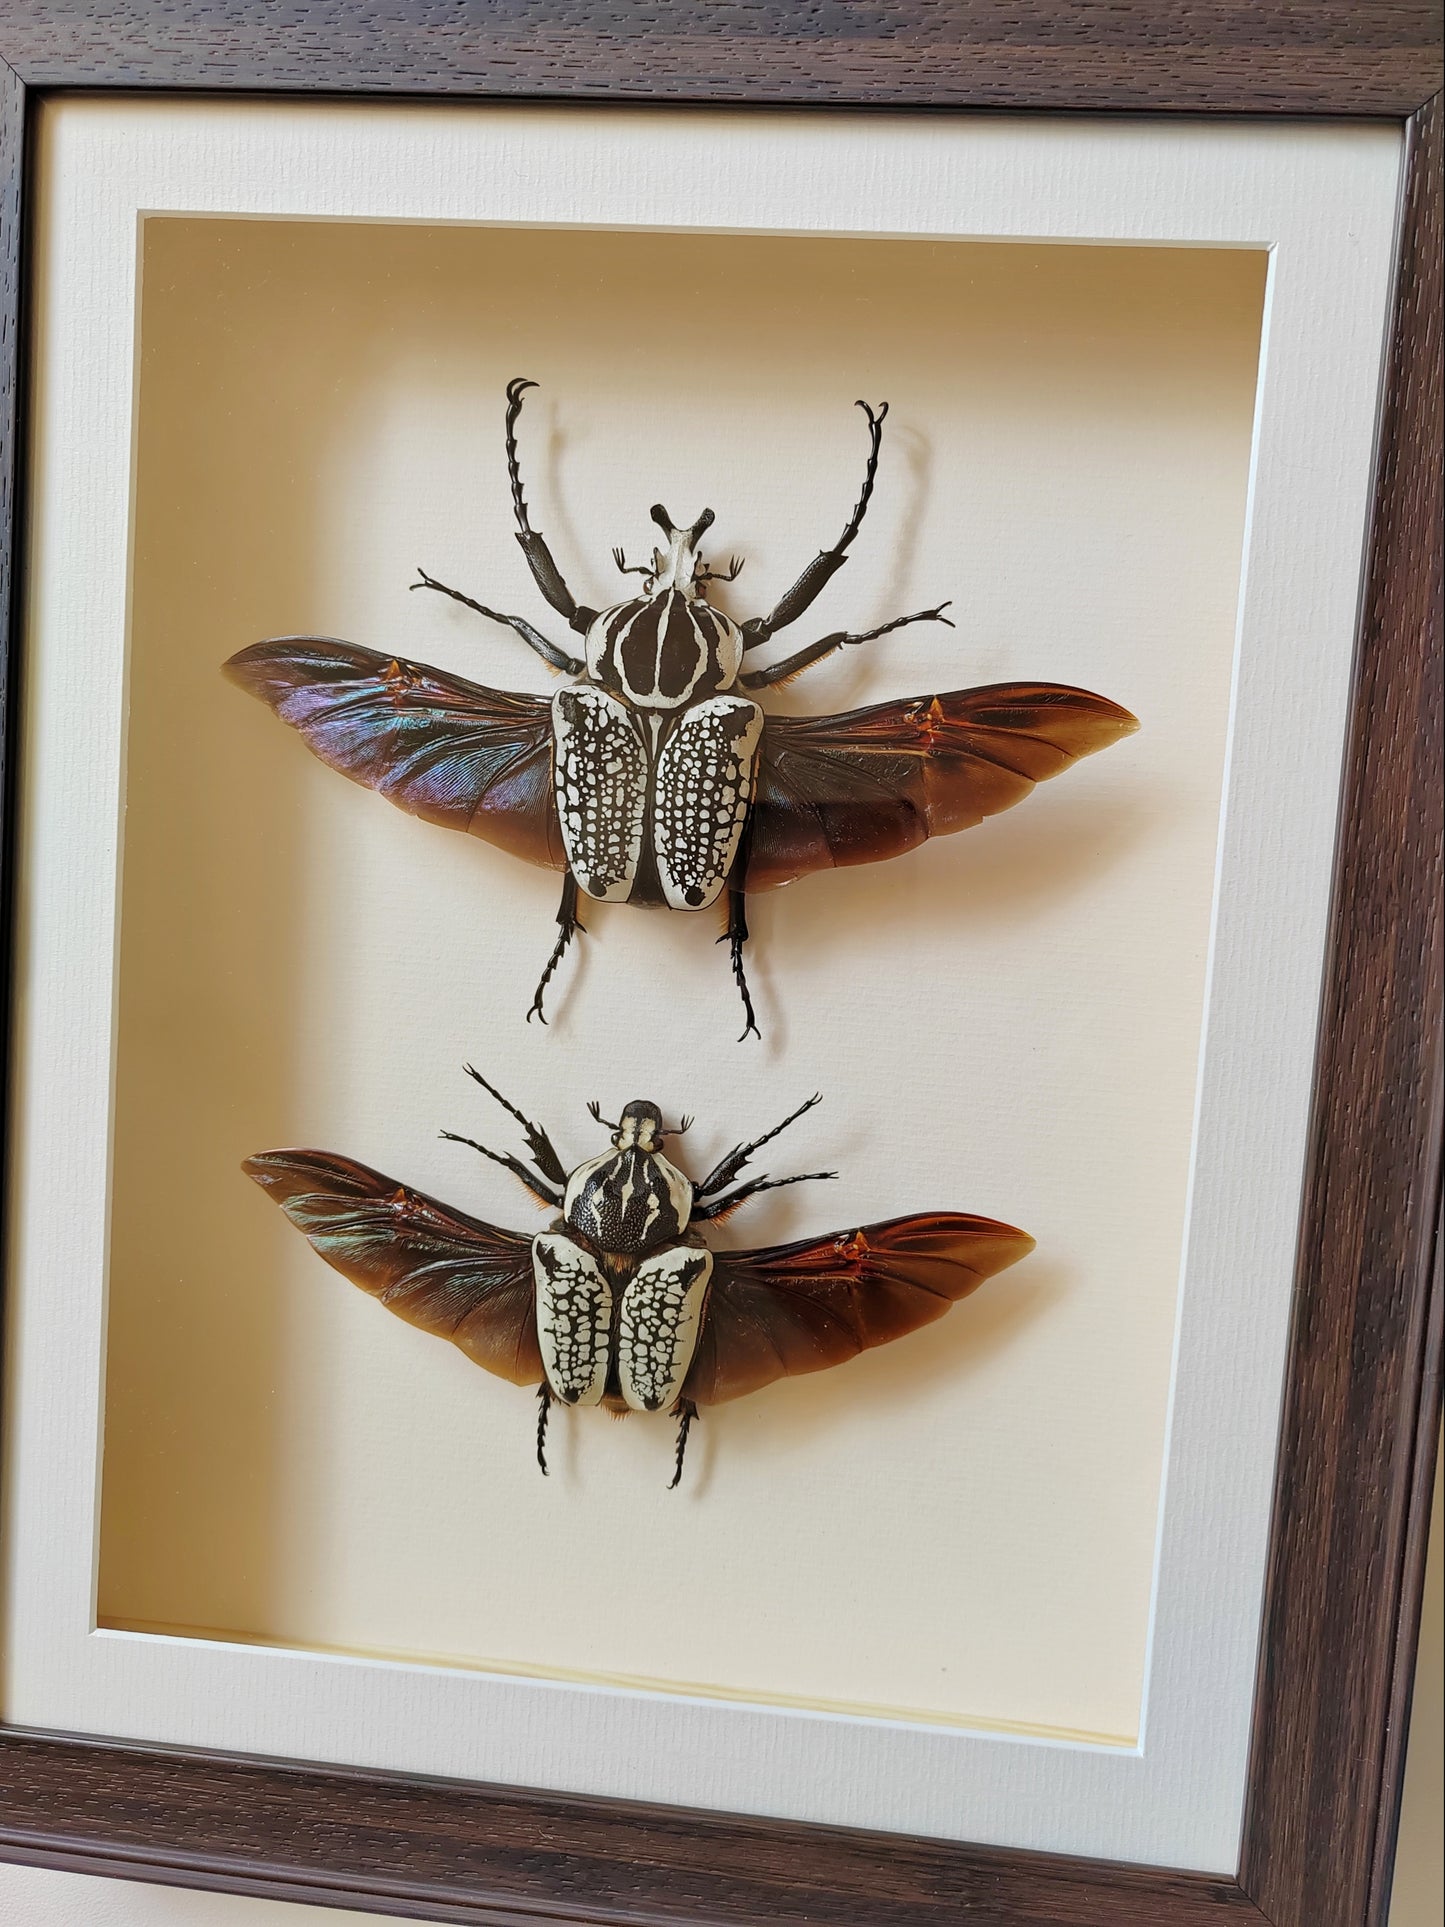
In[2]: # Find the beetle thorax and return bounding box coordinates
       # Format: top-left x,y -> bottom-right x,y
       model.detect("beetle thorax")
563,1102 -> 694,1256
584,505 -> 744,710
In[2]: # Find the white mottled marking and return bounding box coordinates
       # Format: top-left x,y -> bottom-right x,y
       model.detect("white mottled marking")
532,1233 -> 612,1406
654,696 -> 764,911
550,686 -> 647,902
618,1246 -> 713,1413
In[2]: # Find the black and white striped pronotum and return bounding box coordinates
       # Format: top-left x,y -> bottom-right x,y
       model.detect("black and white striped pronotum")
244,1070 -> 1034,1486
226,379 -> 1139,1036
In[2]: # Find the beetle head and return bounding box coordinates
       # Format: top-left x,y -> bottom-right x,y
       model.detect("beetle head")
615,1099 -> 666,1151
588,1098 -> 692,1151
644,504 -> 715,597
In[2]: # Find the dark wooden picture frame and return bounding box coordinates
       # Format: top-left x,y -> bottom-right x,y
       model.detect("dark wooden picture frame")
0,8 -> 1439,1924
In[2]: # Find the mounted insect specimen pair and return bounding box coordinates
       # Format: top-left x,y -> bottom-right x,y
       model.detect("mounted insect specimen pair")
226,380 -> 1137,1038
246,1074 -> 1034,1486
233,379 -> 1137,1484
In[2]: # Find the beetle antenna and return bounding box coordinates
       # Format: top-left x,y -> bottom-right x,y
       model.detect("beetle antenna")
588,1099 -> 620,1131
612,546 -> 652,579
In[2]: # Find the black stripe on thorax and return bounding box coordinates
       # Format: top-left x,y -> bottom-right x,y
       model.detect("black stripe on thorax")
612,593 -> 712,700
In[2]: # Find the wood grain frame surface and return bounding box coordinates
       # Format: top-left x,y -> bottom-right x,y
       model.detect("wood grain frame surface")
0,7 -> 1439,1924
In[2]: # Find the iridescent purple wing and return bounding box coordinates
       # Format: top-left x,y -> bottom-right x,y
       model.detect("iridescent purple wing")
244,1149 -> 543,1386
225,638 -> 564,873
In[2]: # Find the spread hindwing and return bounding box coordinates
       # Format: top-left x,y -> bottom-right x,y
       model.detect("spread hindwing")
653,696 -> 764,911
617,1247 -> 714,1413
563,1147 -> 693,1257
532,1233 -> 612,1406
550,686 -> 647,901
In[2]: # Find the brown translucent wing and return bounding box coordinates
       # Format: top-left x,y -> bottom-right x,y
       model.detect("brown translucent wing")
745,682 -> 1138,892
684,1212 -> 1034,1407
225,637 -> 565,873
244,1149 -> 542,1386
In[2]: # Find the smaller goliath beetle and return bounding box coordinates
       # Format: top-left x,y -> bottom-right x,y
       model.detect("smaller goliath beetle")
226,380 -> 1138,1036
244,1071 -> 1034,1486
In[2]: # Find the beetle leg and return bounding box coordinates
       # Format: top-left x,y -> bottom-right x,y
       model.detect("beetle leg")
409,568 -> 584,675
528,872 -> 585,1026
740,602 -> 953,691
461,1066 -> 568,1186
717,880 -> 760,1042
691,1169 -> 839,1222
438,1131 -> 562,1208
504,377 -> 598,636
536,1382 -> 553,1476
668,1399 -> 698,1490
741,399 -> 888,646
695,1091 -> 823,1197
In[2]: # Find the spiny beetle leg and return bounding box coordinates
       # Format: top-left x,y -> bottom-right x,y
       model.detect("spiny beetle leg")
438,1130 -> 562,1208
669,1400 -> 698,1490
695,1091 -> 823,1198
740,601 -> 953,692
536,1382 -> 553,1476
718,881 -> 760,1042
505,377 -> 597,635
692,1168 -> 839,1223
528,871 -> 585,1026
462,1066 -> 568,1186
741,398 -> 888,646
409,568 -> 583,676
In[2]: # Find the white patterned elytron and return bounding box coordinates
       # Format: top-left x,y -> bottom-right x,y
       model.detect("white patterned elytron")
653,696 -> 765,910
531,1231 -> 612,1406
551,687 -> 763,915
617,1246 -> 714,1413
549,686 -> 648,902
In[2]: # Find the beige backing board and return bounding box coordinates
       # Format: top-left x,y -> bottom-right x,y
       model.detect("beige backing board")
97,217 -> 1266,1744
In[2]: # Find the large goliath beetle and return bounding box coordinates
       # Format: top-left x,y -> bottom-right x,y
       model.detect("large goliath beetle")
227,381 -> 1137,1034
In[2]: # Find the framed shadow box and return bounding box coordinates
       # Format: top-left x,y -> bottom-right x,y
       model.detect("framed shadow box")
0,9 -> 1440,1927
